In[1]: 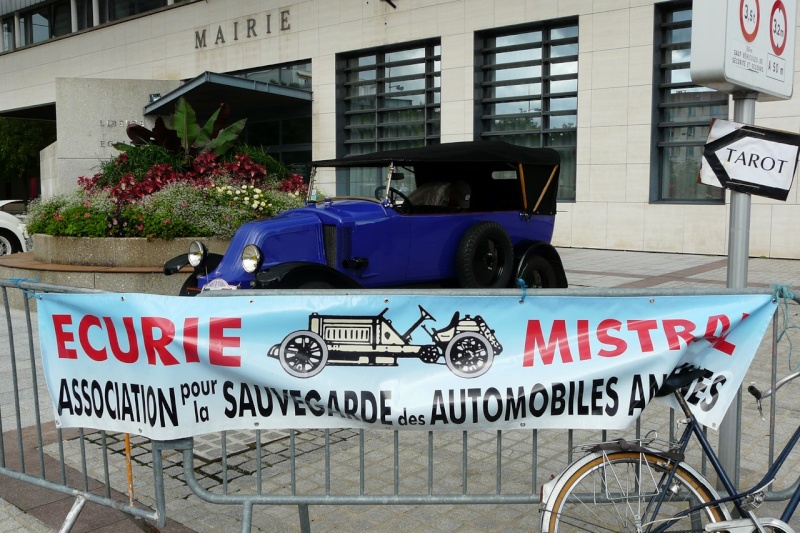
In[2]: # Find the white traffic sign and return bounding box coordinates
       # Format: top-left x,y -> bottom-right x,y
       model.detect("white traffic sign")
700,119 -> 800,200
691,0 -> 796,100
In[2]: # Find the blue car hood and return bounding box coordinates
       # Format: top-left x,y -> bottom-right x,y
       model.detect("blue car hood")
198,200 -> 388,288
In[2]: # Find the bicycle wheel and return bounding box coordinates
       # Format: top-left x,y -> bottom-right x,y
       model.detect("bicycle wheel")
541,450 -> 731,532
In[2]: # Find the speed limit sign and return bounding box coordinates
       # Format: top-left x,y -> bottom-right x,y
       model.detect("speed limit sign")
691,0 -> 796,100
741,0 -> 760,42
771,0 -> 788,55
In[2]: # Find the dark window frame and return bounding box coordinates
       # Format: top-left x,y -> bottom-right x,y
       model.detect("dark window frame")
651,0 -> 728,204
2,0 -> 171,50
17,0 -> 71,46
337,39 -> 442,158
475,19 -> 579,202
1,16 -> 14,52
99,0 -> 167,24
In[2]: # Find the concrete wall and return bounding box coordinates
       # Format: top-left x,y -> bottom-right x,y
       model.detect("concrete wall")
49,77 -> 180,197
40,141 -> 57,198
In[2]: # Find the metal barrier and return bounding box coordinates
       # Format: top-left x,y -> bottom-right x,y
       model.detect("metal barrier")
0,280 -> 165,531
1,280 -> 799,532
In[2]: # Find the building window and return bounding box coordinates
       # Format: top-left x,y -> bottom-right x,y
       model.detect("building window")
338,41 -> 441,196
1,17 -> 13,52
234,61 -> 314,177
653,2 -> 727,203
244,63 -> 313,90
476,20 -> 578,201
5,0 -> 168,48
76,0 -> 94,30
340,41 -> 441,156
99,0 -> 167,23
18,1 -> 71,46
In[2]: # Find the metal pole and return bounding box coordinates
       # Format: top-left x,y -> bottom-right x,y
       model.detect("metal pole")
717,91 -> 758,487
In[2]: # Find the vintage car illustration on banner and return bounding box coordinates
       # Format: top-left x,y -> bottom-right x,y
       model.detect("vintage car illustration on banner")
267,305 -> 503,379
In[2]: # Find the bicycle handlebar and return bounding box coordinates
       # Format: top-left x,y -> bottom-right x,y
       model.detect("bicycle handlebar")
748,370 -> 800,402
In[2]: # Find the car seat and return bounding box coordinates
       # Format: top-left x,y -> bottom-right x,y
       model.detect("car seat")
407,181 -> 471,211
408,181 -> 452,207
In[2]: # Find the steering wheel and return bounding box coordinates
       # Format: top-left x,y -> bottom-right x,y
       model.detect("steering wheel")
374,186 -> 412,214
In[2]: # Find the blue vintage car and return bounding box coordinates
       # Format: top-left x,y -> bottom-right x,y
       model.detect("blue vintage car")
164,141 -> 567,294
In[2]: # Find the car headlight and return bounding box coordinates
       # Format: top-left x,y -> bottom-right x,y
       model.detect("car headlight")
188,240 -> 207,268
241,244 -> 263,274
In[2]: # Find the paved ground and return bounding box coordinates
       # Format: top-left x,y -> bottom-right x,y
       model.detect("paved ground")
2,247 -> 800,532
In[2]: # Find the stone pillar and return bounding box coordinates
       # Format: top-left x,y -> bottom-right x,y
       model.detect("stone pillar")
13,12 -> 20,48
71,0 -> 79,32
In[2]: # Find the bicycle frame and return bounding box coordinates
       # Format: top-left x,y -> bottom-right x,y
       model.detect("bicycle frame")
646,390 -> 800,532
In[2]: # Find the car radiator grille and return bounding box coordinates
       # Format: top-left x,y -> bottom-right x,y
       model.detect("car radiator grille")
323,225 -> 352,269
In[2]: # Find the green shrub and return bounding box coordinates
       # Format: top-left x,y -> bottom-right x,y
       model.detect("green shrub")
27,178 -> 305,240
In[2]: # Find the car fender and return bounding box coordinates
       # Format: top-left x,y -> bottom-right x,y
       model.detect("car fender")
513,242 -> 568,288
0,210 -> 29,252
165,253 -> 224,296
163,253 -> 224,275
254,262 -> 363,289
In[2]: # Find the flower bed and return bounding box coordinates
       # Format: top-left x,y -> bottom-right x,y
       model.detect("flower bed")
26,98 -> 308,242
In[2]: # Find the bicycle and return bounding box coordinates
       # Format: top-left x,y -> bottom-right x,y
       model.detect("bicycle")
539,365 -> 800,532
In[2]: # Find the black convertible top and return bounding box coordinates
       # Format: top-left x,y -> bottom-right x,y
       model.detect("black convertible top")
312,141 -> 560,167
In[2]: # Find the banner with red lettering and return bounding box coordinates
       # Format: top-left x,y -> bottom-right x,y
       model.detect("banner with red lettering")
36,292 -> 775,439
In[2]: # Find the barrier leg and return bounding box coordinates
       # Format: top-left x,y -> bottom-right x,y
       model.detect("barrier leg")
58,495 -> 86,533
298,504 -> 311,533
241,501 -> 253,532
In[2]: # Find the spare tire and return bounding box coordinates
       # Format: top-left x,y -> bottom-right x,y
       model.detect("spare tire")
455,222 -> 514,288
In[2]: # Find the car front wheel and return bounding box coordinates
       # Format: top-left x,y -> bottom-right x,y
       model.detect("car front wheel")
0,231 -> 20,255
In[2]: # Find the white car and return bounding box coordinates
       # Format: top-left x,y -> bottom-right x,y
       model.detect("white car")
0,200 -> 32,255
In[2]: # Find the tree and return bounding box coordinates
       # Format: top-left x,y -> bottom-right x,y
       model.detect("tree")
0,118 -> 57,199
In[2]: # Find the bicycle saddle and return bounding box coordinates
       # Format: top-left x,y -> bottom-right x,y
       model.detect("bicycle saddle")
655,366 -> 706,397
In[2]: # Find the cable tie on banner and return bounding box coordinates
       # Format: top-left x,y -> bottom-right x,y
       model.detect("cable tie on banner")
6,277 -> 41,300
7,277 -> 39,285
516,278 -> 527,304
771,284 -> 798,371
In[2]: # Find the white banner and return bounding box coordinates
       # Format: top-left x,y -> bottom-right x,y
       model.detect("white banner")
36,292 -> 776,439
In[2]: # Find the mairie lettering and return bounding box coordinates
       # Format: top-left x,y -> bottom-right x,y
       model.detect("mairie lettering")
522,314 -> 742,366
51,314 -> 242,367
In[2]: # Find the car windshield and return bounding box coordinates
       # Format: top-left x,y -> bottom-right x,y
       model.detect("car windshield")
311,141 -> 560,215
0,200 -> 27,220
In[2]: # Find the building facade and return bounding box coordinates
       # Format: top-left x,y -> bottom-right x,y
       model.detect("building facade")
1,0 -> 799,258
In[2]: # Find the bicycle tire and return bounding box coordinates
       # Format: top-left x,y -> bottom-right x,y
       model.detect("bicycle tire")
541,450 -> 731,532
